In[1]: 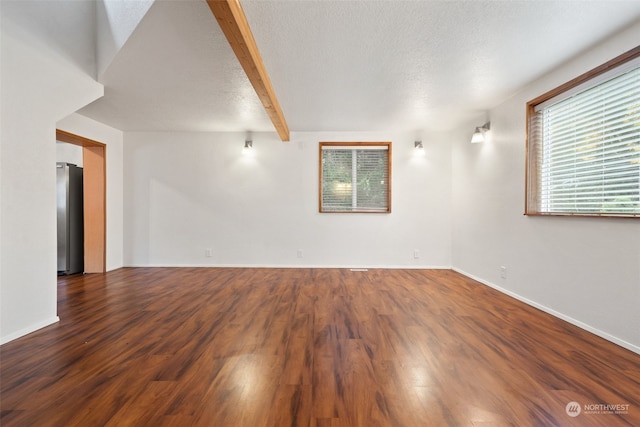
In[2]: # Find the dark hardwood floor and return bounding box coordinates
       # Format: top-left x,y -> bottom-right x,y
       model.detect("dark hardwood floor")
1,268 -> 638,426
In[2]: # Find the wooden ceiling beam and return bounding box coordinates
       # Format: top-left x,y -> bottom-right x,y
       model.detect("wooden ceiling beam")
206,0 -> 290,141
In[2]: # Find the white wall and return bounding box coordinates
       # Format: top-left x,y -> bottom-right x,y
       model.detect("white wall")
96,0 -> 154,78
0,2 -> 103,344
56,142 -> 83,166
451,22 -> 640,353
57,113 -> 124,272
124,131 -> 452,268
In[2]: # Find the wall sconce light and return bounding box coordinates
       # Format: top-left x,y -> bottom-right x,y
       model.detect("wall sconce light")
471,122 -> 490,143
242,139 -> 253,155
471,122 -> 491,144
413,140 -> 425,158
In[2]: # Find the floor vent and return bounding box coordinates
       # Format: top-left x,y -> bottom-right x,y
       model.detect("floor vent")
350,268 -> 368,272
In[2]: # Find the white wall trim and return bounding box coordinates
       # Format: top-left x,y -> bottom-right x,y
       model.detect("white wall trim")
452,267 -> 640,356
124,264 -> 452,270
0,316 -> 60,345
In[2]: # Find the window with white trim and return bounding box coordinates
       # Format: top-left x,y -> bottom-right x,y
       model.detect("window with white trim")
526,48 -> 640,217
319,142 -> 391,213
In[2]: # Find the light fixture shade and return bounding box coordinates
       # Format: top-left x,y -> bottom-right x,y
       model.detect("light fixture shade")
470,122 -> 490,143
470,129 -> 484,143
242,139 -> 254,155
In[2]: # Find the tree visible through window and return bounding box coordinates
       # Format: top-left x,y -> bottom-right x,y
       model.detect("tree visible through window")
319,142 -> 391,213
526,48 -> 640,217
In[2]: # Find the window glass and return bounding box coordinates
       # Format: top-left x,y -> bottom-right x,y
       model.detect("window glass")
320,142 -> 391,213
526,51 -> 640,217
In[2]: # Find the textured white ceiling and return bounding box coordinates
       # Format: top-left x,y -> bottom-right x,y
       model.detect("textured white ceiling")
80,0 -> 272,132
78,0 -> 640,133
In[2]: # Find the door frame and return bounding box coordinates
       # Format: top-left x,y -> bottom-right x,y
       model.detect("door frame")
56,129 -> 106,273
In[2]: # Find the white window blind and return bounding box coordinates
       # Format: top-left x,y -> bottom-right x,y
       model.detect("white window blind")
528,62 -> 640,216
320,143 -> 391,213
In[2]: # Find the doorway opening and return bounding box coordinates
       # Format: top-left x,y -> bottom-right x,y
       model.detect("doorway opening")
56,129 -> 106,273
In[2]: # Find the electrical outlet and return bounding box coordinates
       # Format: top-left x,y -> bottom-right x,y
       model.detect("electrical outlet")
205,248 -> 212,257
500,266 -> 507,279
297,249 -> 304,259
413,249 -> 420,259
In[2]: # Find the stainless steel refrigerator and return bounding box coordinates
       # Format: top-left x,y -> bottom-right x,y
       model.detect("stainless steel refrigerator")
57,162 -> 84,275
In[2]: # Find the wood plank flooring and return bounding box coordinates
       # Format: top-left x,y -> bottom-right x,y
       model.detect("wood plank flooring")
1,268 -> 639,426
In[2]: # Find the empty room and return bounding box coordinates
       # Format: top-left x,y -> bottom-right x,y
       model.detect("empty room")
1,0 -> 639,426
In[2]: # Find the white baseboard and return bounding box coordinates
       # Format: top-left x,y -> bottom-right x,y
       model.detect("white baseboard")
452,267 -> 640,355
1,316 -> 60,345
124,263 -> 452,270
